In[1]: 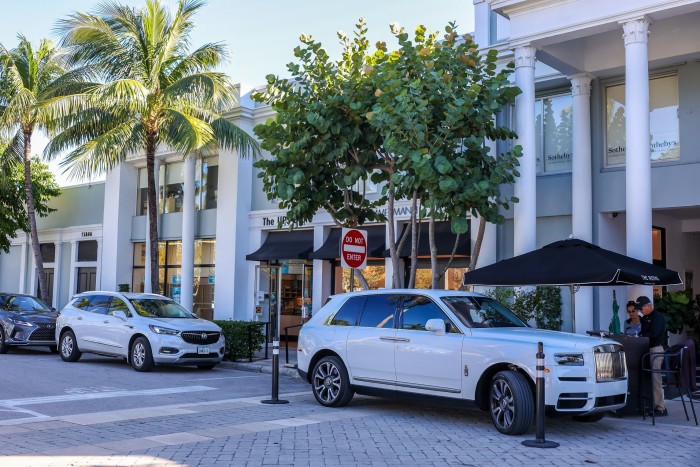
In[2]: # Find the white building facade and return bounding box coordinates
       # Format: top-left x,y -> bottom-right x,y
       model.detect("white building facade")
1,1 -> 698,335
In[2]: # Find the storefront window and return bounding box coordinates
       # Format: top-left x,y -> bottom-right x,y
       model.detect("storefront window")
336,264 -> 385,293
163,162 -> 184,213
605,75 -> 680,166
137,165 -> 165,216
196,156 -> 219,210
535,94 -> 573,174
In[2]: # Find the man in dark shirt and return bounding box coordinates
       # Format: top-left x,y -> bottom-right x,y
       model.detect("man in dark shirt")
638,295 -> 667,416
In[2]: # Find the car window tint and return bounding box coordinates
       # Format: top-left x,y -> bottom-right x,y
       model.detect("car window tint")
87,295 -> 112,315
73,296 -> 92,310
400,295 -> 458,332
108,298 -> 132,317
330,296 -> 365,326
358,294 -> 399,328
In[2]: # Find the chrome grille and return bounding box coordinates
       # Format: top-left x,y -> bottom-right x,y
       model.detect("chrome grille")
29,324 -> 55,341
181,331 -> 220,345
594,344 -> 627,382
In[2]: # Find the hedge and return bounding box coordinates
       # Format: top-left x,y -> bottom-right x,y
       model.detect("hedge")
213,320 -> 267,361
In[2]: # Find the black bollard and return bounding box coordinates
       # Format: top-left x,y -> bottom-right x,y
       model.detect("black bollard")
522,341 -> 559,448
261,340 -> 289,405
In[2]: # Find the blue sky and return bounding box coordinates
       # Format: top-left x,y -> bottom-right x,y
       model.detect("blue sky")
0,0 -> 475,185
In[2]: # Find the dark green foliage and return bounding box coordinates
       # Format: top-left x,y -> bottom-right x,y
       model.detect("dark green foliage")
213,320 -> 266,361
486,286 -> 562,331
0,159 -> 60,253
118,283 -> 130,292
654,291 -> 696,335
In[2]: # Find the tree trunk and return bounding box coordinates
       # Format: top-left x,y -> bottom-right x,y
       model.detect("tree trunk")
469,216 -> 487,271
407,194 -> 419,288
146,135 -> 160,294
387,180 -> 401,288
429,215 -> 438,289
23,131 -> 48,303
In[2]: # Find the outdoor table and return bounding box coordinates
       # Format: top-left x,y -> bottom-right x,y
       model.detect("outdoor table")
587,332 -> 650,415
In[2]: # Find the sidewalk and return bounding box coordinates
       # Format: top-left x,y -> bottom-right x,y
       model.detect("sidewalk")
219,341 -> 300,378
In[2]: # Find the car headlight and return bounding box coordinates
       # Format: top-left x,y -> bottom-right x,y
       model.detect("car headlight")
148,324 -> 180,336
10,317 -> 34,327
554,353 -> 584,366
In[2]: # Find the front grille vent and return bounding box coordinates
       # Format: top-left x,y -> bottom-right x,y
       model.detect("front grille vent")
29,325 -> 55,341
594,345 -> 627,382
181,331 -> 220,345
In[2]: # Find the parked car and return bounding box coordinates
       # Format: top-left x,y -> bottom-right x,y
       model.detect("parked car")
297,289 -> 628,435
0,293 -> 58,354
56,291 -> 224,371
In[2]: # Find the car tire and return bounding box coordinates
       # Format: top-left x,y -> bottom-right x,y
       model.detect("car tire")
59,331 -> 82,362
572,412 -> 606,423
0,327 -> 10,354
131,337 -> 154,372
311,355 -> 354,407
49,345 -> 58,354
197,363 -> 217,370
489,370 -> 534,435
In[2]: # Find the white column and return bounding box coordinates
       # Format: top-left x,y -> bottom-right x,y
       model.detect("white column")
473,0 -> 492,48
145,158 -> 161,293
569,74 -> 594,333
621,17 -> 653,299
53,242 -> 62,308
68,240 -> 77,298
18,239 -> 27,294
95,239 -> 103,290
313,225 -> 331,313
513,45 -> 538,256
180,154 -> 196,312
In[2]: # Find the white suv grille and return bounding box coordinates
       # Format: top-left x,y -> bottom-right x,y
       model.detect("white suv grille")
594,344 -> 627,382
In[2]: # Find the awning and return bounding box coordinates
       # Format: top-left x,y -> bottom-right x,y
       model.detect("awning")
245,230 -> 314,261
309,226 -> 386,260
385,221 -> 470,258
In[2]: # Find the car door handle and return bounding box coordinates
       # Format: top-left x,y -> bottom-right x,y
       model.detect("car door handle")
103,320 -> 109,324
380,336 -> 410,342
124,325 -> 134,329
77,317 -> 82,320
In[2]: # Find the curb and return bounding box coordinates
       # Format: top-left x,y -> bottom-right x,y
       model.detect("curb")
218,360 -> 301,379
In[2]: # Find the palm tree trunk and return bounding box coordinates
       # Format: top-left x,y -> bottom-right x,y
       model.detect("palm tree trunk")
23,131 -> 48,302
146,135 -> 160,294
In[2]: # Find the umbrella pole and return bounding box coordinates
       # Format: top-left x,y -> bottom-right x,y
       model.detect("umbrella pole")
570,284 -> 576,333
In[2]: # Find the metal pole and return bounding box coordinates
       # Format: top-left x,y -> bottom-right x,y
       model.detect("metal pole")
522,342 -> 559,448
350,268 -> 355,292
570,284 -> 576,333
262,266 -> 288,404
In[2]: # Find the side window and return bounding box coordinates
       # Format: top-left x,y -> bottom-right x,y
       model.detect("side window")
108,298 -> 132,317
87,295 -> 112,315
358,294 -> 399,329
330,296 -> 365,326
400,295 -> 458,333
73,296 -> 93,310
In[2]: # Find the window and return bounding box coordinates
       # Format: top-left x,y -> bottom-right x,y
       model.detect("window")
196,157 -> 219,209
40,243 -> 55,263
357,294 -> 399,328
108,298 -> 132,317
77,240 -> 98,262
399,295 -> 457,332
86,295 -> 112,315
535,94 -> 573,174
330,296 -> 365,326
73,296 -> 92,310
605,75 -> 679,166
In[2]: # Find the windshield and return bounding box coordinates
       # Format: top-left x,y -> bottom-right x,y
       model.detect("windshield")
1,295 -> 51,313
441,296 -> 527,328
128,298 -> 194,318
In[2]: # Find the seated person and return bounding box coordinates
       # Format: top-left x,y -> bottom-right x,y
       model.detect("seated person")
624,300 -> 642,336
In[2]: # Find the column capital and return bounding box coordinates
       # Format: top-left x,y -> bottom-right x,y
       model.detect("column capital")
620,17 -> 650,46
569,74 -> 593,97
513,45 -> 537,68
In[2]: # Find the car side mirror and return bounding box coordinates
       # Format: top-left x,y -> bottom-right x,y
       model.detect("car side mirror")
51,307 -> 56,312
113,310 -> 128,321
425,319 -> 446,336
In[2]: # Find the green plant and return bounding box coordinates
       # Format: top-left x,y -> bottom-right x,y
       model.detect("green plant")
485,286 -> 562,331
654,291 -> 695,335
118,283 -> 130,292
213,320 -> 266,361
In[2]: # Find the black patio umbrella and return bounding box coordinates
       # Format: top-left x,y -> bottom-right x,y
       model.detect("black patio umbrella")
463,238 -> 683,331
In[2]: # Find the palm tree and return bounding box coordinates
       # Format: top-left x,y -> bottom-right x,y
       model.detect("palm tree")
0,36 -> 70,303
49,0 -> 260,293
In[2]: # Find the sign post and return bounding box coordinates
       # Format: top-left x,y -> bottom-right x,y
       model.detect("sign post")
340,229 -> 367,292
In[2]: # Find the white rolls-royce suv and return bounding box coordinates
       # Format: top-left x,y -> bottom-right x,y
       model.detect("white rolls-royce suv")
297,289 -> 628,435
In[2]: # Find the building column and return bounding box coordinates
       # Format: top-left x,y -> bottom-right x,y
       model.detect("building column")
18,239 -> 27,294
513,45 -> 537,256
68,240 -> 77,297
53,242 -> 62,308
313,225 -> 331,314
181,154 -> 196,312
621,17 -> 652,299
145,158 -> 161,293
95,239 -> 103,290
570,73 -> 594,333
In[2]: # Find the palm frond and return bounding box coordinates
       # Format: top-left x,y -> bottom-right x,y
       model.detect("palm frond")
161,107 -> 214,154
164,72 -> 237,110
211,117 -> 261,159
0,130 -> 24,167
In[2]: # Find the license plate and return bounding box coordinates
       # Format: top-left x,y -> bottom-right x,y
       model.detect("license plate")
197,347 -> 210,355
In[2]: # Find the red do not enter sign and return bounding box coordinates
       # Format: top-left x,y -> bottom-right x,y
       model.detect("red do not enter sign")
340,228 -> 367,270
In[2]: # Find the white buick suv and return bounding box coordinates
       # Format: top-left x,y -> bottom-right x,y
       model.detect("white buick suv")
56,292 -> 225,371
297,289 -> 628,435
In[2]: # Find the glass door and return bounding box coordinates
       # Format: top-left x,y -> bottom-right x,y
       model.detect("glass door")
301,264 -> 313,320
255,265 -> 281,341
